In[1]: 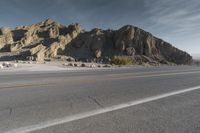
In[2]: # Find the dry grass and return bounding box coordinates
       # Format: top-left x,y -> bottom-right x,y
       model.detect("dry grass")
193,60 -> 200,66
111,56 -> 133,65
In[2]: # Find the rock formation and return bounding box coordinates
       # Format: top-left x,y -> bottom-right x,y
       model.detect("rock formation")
0,19 -> 192,65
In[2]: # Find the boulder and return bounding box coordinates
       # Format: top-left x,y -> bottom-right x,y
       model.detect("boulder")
2,62 -> 12,67
81,63 -> 86,67
13,63 -> 18,68
0,64 -> 3,69
94,49 -> 102,58
126,47 -> 135,56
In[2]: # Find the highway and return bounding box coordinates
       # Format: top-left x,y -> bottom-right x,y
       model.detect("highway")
0,66 -> 200,133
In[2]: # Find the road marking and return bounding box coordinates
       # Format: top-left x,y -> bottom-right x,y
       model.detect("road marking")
105,68 -> 200,77
5,85 -> 200,133
1,70 -> 200,90
109,70 -> 200,80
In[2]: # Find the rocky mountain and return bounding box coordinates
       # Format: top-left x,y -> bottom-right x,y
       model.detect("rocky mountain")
0,19 -> 192,65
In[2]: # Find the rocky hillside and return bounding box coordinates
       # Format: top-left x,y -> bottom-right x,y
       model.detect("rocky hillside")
0,19 -> 192,65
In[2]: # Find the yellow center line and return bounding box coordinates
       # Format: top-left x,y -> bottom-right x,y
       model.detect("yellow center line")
0,70 -> 200,90
107,70 -> 200,80
105,68 -> 200,77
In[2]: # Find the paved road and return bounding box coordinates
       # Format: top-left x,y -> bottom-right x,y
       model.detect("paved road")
0,66 -> 200,133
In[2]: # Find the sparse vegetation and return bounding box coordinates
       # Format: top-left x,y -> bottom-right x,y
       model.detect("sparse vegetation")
111,56 -> 134,65
193,60 -> 200,66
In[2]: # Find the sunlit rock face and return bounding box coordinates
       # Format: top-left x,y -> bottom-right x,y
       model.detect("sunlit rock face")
0,27 -> 13,50
0,19 -> 192,64
112,25 -> 192,65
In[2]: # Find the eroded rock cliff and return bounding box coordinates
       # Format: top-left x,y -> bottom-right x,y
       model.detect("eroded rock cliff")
0,19 -> 192,65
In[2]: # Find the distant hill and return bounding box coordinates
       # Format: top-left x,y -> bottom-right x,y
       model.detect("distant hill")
0,19 -> 192,65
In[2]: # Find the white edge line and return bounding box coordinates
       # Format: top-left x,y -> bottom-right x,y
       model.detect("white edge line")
5,85 -> 200,133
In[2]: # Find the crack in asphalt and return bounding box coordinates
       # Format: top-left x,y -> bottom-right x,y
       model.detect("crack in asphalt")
7,107 -> 13,117
88,96 -> 104,108
9,108 -> 13,116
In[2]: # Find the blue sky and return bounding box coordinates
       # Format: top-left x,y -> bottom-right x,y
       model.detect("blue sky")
0,0 -> 200,56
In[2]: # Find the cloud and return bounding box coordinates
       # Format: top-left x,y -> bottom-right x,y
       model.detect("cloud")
142,0 -> 200,54
144,0 -> 200,36
0,0 -> 199,54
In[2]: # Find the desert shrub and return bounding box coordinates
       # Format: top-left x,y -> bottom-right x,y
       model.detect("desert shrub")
193,60 -> 200,66
111,56 -> 133,65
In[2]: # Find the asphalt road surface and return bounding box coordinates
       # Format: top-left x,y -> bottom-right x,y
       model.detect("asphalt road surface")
0,66 -> 200,133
